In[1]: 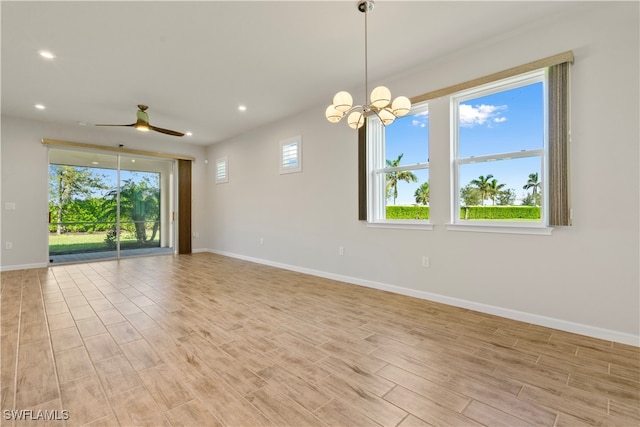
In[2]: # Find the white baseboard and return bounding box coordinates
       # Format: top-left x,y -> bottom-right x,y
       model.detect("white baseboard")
1,262 -> 49,272
208,249 -> 639,347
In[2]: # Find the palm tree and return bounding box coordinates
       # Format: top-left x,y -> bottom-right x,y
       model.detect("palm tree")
488,178 -> 506,205
385,154 -> 418,205
102,177 -> 160,244
523,172 -> 541,206
414,182 -> 430,205
469,174 -> 494,206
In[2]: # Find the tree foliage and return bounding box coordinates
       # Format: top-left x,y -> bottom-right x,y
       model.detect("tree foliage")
385,154 -> 418,205
523,172 -> 541,206
48,166 -> 161,251
460,184 -> 482,207
460,172 -> 540,207
414,182 -> 430,206
521,191 -> 541,206
469,174 -> 494,206
102,176 -> 160,244
49,165 -> 108,234
488,178 -> 506,206
49,198 -> 109,232
496,188 -> 516,206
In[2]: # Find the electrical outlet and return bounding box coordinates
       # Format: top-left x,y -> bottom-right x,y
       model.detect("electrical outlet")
421,256 -> 430,268
338,246 -> 345,256
5,242 -> 13,250
260,237 -> 264,245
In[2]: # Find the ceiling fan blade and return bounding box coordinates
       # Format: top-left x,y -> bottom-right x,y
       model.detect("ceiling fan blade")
95,123 -> 135,127
149,125 -> 184,137
95,105 -> 184,137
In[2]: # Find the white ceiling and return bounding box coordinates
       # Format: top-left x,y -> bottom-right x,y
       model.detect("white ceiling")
2,1 -> 577,146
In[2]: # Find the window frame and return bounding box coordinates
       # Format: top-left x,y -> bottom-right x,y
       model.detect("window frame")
366,102 -> 433,230
215,156 -> 228,184
358,52 -> 571,234
449,69 -> 553,234
279,135 -> 302,175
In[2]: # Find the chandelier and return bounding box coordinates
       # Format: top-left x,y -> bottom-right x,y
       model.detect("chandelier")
325,0 -> 411,129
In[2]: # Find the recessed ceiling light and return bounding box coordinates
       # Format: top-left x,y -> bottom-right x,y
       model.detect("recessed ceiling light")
238,105 -> 247,112
35,104 -> 46,110
91,161 -> 99,165
39,50 -> 56,59
186,131 -> 193,136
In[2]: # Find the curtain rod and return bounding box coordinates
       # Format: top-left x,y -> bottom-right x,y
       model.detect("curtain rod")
412,50 -> 574,104
41,138 -> 196,161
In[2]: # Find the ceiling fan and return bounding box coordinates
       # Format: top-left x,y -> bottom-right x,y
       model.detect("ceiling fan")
95,104 -> 184,137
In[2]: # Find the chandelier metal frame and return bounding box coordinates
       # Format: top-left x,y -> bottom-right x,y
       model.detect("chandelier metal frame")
325,0 -> 411,129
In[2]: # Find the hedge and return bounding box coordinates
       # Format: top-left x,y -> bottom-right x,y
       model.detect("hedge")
460,206 -> 540,220
386,206 -> 430,219
385,205 -> 540,220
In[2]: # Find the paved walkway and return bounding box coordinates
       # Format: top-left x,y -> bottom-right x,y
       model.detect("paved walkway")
48,247 -> 174,265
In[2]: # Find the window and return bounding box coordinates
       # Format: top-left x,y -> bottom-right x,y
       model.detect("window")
216,156 -> 228,184
367,102 -> 430,226
359,52 -> 571,232
279,135 -> 302,174
451,70 -> 548,227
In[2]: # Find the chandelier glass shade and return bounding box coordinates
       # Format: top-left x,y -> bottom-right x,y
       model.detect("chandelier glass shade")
325,0 -> 411,129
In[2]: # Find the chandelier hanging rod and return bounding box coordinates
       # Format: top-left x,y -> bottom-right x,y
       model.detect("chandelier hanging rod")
325,0 -> 411,129
362,0 -> 371,106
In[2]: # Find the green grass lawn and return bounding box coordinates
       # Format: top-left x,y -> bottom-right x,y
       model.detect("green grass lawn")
49,232 -> 159,254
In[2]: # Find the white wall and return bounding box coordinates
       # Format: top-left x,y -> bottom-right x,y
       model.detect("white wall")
0,116 -> 210,269
206,2 -> 639,344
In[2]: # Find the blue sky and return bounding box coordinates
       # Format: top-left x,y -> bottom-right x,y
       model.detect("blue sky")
385,81 -> 543,205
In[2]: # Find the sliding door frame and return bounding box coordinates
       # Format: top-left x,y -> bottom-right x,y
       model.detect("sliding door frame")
44,139 -> 194,259
178,159 -> 192,254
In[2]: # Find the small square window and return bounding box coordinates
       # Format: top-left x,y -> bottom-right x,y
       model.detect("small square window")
279,135 -> 302,174
216,156 -> 228,184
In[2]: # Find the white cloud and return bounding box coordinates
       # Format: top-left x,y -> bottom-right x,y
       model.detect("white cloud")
410,110 -> 429,128
459,104 -> 507,127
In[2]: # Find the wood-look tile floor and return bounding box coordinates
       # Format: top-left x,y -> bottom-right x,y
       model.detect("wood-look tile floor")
1,253 -> 638,426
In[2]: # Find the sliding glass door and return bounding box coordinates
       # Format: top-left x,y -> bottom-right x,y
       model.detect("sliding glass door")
48,148 -> 176,264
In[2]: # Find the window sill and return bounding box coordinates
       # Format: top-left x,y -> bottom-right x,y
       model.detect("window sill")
365,221 -> 434,231
446,222 -> 553,235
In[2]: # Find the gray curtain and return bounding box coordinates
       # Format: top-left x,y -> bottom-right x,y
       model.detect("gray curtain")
548,62 -> 571,226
